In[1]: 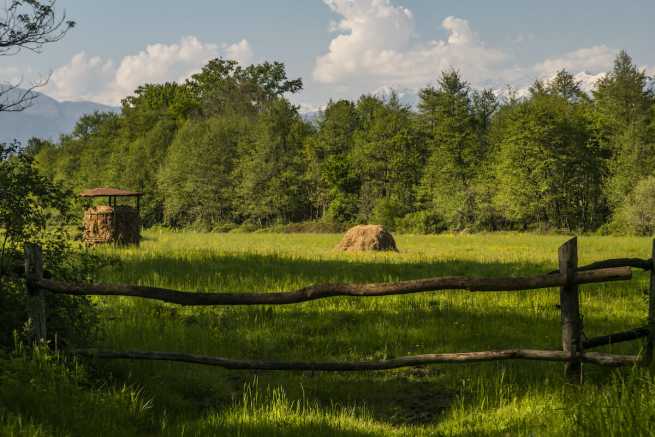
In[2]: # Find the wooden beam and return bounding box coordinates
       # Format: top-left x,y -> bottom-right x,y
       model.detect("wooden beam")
548,258 -> 652,274
577,258 -> 651,272
36,266 -> 632,307
24,244 -> 46,343
583,327 -> 649,350
559,237 -> 583,383
645,240 -> 655,366
70,348 -> 640,370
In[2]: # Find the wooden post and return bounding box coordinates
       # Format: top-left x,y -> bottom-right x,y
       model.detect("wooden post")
644,239 -> 655,366
559,237 -> 582,383
24,244 -> 46,343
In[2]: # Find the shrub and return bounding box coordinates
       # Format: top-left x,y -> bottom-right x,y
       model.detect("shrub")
612,176 -> 655,235
1,143 -> 99,349
396,210 -> 447,234
370,198 -> 405,230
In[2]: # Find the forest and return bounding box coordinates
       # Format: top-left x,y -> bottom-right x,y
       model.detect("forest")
33,51 -> 655,235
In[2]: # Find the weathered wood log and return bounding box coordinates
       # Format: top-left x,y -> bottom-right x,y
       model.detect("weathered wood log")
559,238 -> 583,383
645,240 -> 655,366
36,267 -> 632,307
548,258 -> 652,275
70,348 -> 640,369
578,258 -> 652,272
583,327 -> 649,350
25,244 -> 46,342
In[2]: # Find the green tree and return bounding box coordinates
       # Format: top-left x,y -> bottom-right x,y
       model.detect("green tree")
233,99 -> 310,225
593,51 -> 655,208
613,176 -> 655,235
494,93 -> 604,231
418,70 -> 494,230
187,59 -> 302,117
351,94 -> 423,228
304,100 -> 360,222
158,116 -> 248,228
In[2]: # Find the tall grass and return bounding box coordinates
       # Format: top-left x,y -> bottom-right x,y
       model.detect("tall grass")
2,231 -> 653,435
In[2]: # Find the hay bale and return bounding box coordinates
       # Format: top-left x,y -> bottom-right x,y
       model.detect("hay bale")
336,225 -> 398,252
112,205 -> 140,245
83,205 -> 140,246
83,206 -> 114,245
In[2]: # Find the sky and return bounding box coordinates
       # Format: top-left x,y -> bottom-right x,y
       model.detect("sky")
2,0 -> 654,110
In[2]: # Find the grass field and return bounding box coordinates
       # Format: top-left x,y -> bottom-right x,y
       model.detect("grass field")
5,230 -> 655,436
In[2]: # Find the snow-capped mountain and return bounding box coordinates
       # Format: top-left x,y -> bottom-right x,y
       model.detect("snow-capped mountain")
0,88 -> 119,144
373,85 -> 421,108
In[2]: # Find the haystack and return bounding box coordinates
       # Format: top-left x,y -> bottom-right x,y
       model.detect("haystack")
336,225 -> 398,252
83,205 -> 140,246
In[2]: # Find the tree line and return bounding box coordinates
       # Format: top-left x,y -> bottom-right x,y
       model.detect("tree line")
32,51 -> 655,234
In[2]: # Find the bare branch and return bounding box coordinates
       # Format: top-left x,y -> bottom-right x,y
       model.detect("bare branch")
0,1 -> 74,55
0,73 -> 48,112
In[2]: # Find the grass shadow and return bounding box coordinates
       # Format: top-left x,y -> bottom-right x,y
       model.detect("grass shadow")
85,248 -> 647,431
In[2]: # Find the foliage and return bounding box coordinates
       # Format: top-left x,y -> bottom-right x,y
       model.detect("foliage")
417,70 -> 496,230
0,143 -> 69,269
612,176 -> 655,235
493,91 -> 605,231
158,116 -> 247,228
33,51 -> 655,235
0,143 -> 98,349
593,51 -> 655,208
233,98 -> 310,225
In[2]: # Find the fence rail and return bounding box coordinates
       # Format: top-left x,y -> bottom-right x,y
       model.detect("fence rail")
36,266 -> 631,306
70,348 -> 640,370
22,237 -> 655,382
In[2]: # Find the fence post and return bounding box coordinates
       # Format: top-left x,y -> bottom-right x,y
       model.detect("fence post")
645,239 -> 655,366
24,244 -> 46,343
559,237 -> 582,383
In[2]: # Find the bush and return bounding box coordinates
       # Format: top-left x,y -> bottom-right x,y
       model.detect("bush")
229,223 -> 260,233
279,221 -> 345,233
370,198 -> 405,230
612,176 -> 655,235
325,193 -> 359,224
396,210 -> 447,234
212,222 -> 237,233
0,247 -> 101,349
1,143 -> 99,349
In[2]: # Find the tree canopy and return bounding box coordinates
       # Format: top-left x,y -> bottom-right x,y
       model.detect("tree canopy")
32,51 -> 655,235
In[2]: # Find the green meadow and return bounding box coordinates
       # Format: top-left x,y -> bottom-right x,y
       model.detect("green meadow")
5,230 -> 655,436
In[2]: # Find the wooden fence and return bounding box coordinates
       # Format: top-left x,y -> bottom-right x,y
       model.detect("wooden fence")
23,237 -> 655,383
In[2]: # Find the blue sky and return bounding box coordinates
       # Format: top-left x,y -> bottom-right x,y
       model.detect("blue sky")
3,0 -> 654,109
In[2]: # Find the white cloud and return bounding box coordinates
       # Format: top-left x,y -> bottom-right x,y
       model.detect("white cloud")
45,52 -> 115,102
44,36 -> 253,105
314,0 -> 506,90
313,0 -> 625,99
223,39 -> 253,66
533,45 -> 616,78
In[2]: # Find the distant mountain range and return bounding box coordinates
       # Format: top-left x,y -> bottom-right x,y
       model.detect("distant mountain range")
3,71 -> 651,143
0,88 -> 118,144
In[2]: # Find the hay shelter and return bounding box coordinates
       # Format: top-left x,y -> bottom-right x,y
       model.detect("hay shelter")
80,188 -> 142,246
336,225 -> 398,252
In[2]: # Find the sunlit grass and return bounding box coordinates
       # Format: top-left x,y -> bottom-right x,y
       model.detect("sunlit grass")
5,230 -> 654,436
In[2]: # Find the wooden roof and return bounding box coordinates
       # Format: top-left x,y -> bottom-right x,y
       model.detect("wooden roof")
80,188 -> 143,198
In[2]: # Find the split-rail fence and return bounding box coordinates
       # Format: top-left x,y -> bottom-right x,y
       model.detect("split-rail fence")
22,237 -> 655,383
